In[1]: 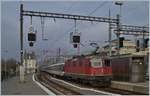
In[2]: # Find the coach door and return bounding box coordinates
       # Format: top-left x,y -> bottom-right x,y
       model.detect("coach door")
131,56 -> 145,82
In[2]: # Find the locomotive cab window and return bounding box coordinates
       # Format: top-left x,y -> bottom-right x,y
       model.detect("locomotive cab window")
90,59 -> 102,68
73,36 -> 80,43
104,60 -> 110,67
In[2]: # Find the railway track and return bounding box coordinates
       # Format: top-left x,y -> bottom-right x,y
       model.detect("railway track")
38,71 -> 145,95
62,78 -> 145,95
64,77 -> 145,95
37,73 -> 81,95
96,87 -> 145,95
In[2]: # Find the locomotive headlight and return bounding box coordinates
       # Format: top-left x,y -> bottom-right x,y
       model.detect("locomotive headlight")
139,62 -> 142,65
101,69 -> 103,72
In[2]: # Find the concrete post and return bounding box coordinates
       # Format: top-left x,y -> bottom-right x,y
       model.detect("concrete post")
19,65 -> 25,82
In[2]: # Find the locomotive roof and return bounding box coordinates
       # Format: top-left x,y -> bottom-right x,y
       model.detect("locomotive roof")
47,63 -> 65,67
109,54 -> 145,59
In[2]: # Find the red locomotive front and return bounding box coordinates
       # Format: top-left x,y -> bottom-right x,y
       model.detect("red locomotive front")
64,56 -> 112,86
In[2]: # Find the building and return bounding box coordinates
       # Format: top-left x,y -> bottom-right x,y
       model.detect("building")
23,52 -> 37,74
101,39 -> 136,56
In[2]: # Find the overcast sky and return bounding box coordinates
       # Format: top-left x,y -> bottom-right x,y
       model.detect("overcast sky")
1,1 -> 149,61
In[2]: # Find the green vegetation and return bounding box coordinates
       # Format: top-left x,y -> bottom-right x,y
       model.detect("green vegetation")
1,58 -> 19,81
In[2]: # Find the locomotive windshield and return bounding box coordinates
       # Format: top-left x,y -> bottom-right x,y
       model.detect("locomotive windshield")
104,59 -> 110,67
90,59 -> 102,67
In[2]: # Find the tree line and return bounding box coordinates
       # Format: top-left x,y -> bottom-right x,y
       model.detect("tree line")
1,58 -> 19,81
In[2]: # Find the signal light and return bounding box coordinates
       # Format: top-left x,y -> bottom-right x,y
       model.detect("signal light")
136,40 -> 140,52
28,33 -> 36,41
144,38 -> 149,48
136,40 -> 140,47
70,32 -> 81,49
73,44 -> 78,48
119,37 -> 124,48
73,36 -> 80,43
29,42 -> 34,47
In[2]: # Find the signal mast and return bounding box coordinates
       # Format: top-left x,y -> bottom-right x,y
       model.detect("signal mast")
70,20 -> 81,55
28,16 -> 36,47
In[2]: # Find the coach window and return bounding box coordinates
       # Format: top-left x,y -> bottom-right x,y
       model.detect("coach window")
104,60 -> 110,67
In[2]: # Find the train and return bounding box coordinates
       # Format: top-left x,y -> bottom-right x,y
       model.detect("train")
42,56 -> 112,86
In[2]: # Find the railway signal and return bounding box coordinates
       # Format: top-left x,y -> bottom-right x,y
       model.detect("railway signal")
70,32 -> 81,54
28,16 -> 37,47
28,32 -> 36,41
119,37 -> 124,48
70,32 -> 81,44
73,44 -> 78,48
28,26 -> 37,47
69,20 -> 81,55
73,35 -> 80,43
28,41 -> 33,47
144,38 -> 149,48
136,40 -> 140,52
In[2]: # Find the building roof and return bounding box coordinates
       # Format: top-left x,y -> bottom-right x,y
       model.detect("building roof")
102,39 -> 135,48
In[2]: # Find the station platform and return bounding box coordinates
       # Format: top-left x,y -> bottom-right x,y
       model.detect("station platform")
1,74 -> 55,95
111,80 -> 149,94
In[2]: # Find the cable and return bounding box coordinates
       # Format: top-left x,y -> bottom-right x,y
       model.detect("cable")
50,2 -> 108,47
41,17 -> 48,40
43,2 -> 78,45
41,17 -> 44,40
65,2 -> 78,12
88,2 -> 107,15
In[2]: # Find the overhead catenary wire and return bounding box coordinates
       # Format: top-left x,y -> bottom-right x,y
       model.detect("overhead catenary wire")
41,17 -> 48,40
41,2 -> 78,44
41,17 -> 44,40
29,16 -> 33,32
30,16 -> 32,25
50,2 -> 108,48
74,19 -> 77,32
65,2 -> 78,12
51,2 -> 109,55
88,2 -> 107,15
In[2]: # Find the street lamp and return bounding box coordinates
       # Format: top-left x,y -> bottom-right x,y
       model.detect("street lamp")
115,1 -> 123,20
115,1 -> 123,55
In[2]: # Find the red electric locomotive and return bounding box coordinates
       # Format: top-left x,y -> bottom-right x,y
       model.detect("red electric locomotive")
42,55 -> 112,86
64,56 -> 112,86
